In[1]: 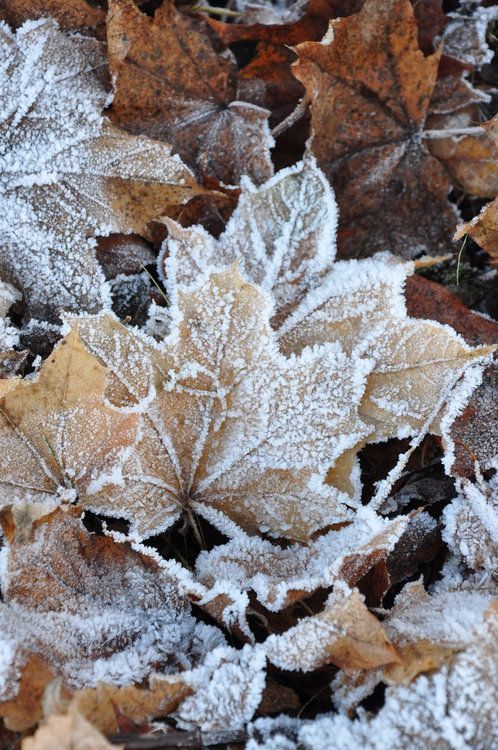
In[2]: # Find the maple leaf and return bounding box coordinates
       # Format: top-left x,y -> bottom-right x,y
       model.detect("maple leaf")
164,162 -> 492,501
73,267 -> 371,541
161,156 -> 338,323
291,0 -> 493,259
455,198 -> 498,264
106,0 -> 274,186
0,508 -> 207,730
0,18 -> 203,323
0,326 -> 139,509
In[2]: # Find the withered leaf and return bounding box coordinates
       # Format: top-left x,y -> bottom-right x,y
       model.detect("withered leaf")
0,327 -> 138,508
107,0 -> 274,186
0,508 -> 201,730
74,267 -> 370,541
21,712 -> 118,750
292,0 -> 466,258
0,19 -> 203,322
0,0 -> 105,35
455,198 -> 498,264
264,586 -> 399,673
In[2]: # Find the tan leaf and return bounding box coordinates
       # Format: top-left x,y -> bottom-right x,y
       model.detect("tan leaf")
69,679 -> 191,734
264,586 -> 399,673
0,326 -> 138,508
0,20 -> 204,321
21,712 -> 119,750
74,267 -> 371,541
107,0 -> 273,186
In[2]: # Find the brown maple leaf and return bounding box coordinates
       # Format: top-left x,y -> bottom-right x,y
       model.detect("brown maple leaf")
106,0 -> 274,186
292,0 -> 488,259
0,0 -> 105,35
455,199 -> 498,264
0,508 -> 200,731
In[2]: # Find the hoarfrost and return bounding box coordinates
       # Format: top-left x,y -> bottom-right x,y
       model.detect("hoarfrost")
0,19 -> 199,323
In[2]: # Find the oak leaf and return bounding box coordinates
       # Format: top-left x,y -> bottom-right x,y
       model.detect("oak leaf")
292,0 -> 488,258
0,18 -> 203,322
0,508 -> 204,730
106,0 -> 274,186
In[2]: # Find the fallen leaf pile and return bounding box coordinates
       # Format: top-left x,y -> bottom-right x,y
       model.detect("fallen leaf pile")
0,1 -> 496,749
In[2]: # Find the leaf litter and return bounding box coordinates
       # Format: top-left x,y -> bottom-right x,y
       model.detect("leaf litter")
0,1 -> 496,748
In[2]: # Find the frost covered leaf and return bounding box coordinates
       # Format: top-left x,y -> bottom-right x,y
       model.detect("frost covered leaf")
22,712 -> 118,750
405,273 -> 498,477
195,513 -> 409,612
293,0 -> 462,258
75,267 -> 371,541
264,586 -> 399,673
0,508 -> 200,730
332,574 -> 496,712
166,644 -> 267,731
165,168 -> 490,483
455,199 -> 498,264
443,475 -> 498,576
161,156 -> 338,321
107,0 -> 274,186
250,603 -> 498,750
0,326 -> 138,509
0,18 -> 203,322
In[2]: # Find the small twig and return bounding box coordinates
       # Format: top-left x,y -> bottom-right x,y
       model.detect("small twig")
192,5 -> 243,16
422,127 -> 485,139
456,234 -> 468,287
109,728 -> 248,748
272,94 -> 311,138
139,263 -> 170,307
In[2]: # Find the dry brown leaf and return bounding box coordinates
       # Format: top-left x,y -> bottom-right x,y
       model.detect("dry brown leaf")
68,679 -> 191,734
429,115 -> 498,198
455,198 -> 498,263
0,327 -> 138,508
72,267 -> 371,541
292,0 -> 463,258
107,0 -> 273,186
21,712 -> 119,750
0,508 -> 203,729
265,586 -> 399,673
0,0 -> 105,35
